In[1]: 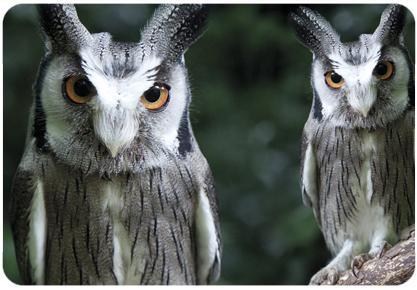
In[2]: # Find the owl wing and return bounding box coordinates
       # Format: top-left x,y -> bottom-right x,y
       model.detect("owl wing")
194,166 -> 222,284
10,148 -> 45,285
10,167 -> 36,284
300,117 -> 321,227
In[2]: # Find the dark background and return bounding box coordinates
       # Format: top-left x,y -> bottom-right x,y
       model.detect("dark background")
3,4 -> 415,285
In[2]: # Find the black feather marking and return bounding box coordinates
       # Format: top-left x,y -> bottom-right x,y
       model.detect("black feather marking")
170,225 -> 184,272
348,140 -> 361,187
177,110 -> 193,157
393,165 -> 399,202
60,249 -> 65,285
110,268 -> 118,284
86,220 -> 90,251
33,55 -> 53,152
140,260 -> 148,285
64,182 -> 69,204
395,203 -> 401,233
150,235 -> 160,275
157,185 -> 164,212
152,216 -> 158,236
312,89 -> 323,121
131,224 -> 141,261
403,178 -> 413,217
104,223 -> 111,246
177,165 -> 193,199
149,168 -> 154,192
161,247 -> 166,284
146,225 -> 152,256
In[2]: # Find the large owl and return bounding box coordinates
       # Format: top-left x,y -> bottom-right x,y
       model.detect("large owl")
291,5 -> 414,284
10,4 -> 221,285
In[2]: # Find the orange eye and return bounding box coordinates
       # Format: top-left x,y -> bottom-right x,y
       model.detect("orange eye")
325,71 -> 345,89
374,61 -> 394,80
141,83 -> 170,111
64,75 -> 96,104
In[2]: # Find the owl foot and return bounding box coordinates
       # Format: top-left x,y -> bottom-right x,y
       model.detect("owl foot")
309,266 -> 339,285
351,253 -> 371,277
369,240 -> 392,258
351,241 -> 392,277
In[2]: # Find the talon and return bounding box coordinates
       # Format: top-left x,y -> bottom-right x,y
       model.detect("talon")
351,253 -> 371,277
309,266 -> 339,285
328,268 -> 339,285
377,241 -> 392,258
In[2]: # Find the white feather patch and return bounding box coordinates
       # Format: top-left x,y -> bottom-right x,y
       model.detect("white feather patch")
28,180 -> 47,284
195,190 -> 219,284
302,143 -> 318,207
102,182 -> 144,284
42,58 -> 72,147
361,132 -> 376,203
154,66 -> 188,151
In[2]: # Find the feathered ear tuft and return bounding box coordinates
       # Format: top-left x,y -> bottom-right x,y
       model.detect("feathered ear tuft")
38,4 -> 92,53
290,6 -> 340,57
372,4 -> 407,45
140,4 -> 208,62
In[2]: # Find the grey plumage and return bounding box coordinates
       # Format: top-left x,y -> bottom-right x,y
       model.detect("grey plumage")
11,4 -> 221,285
292,5 -> 414,284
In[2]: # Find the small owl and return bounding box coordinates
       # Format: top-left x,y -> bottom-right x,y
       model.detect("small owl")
10,4 -> 221,285
291,5 -> 414,284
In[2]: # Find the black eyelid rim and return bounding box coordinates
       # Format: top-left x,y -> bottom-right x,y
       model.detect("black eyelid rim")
323,70 -> 343,80
63,74 -> 93,84
153,81 -> 171,91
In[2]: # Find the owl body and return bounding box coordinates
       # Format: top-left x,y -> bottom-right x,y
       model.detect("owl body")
292,5 -> 414,284
16,142 -> 212,284
303,110 -> 414,256
11,4 -> 221,285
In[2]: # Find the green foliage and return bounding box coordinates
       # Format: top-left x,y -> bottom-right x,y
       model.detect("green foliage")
3,4 -> 414,285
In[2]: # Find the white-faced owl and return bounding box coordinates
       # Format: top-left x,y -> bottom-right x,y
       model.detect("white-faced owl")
291,4 -> 414,284
10,4 -> 221,285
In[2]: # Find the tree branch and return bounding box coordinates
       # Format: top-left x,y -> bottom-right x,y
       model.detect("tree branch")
337,225 -> 415,285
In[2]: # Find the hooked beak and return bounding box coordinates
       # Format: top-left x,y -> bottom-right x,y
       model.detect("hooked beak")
93,106 -> 138,158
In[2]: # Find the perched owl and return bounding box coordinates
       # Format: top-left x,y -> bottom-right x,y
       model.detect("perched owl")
291,5 -> 414,285
10,4 -> 221,285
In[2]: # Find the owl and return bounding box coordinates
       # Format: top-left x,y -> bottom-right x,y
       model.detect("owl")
291,5 -> 414,285
10,4 -> 221,285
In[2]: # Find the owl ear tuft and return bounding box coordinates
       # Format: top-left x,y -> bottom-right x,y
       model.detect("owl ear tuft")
373,4 -> 407,45
140,4 -> 208,62
38,4 -> 92,53
290,6 -> 340,57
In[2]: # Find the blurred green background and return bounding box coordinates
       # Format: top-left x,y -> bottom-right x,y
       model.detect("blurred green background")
3,4 -> 415,285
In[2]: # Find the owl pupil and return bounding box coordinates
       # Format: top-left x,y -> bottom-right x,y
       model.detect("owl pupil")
330,72 -> 342,83
74,78 -> 93,97
144,87 -> 161,103
375,63 -> 388,76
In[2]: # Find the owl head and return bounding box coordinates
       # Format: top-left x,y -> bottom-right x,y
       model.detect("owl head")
34,4 -> 207,174
291,5 -> 413,129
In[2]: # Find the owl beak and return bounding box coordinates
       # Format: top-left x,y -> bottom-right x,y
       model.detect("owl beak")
93,106 -> 138,158
347,89 -> 376,118
107,145 -> 121,158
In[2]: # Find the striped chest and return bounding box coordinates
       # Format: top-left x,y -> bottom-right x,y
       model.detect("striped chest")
38,164 -> 198,284
312,121 -> 414,254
